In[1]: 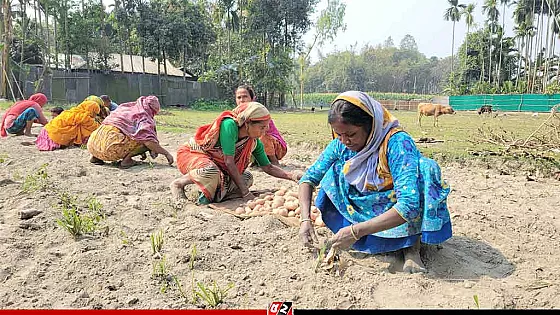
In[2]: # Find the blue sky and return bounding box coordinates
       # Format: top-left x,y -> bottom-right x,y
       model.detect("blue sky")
303,0 -> 518,62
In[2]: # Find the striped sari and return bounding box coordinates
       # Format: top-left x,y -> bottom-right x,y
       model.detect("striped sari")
176,102 -> 270,202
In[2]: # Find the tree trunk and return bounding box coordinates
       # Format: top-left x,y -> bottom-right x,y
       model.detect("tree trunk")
543,15 -> 551,90
45,2 -> 50,71
451,21 -> 456,74
64,0 -> 70,71
19,0 -> 27,98
532,10 -> 544,93
1,0 -> 12,98
33,0 -> 38,35
497,3 -> 507,88
516,40 -> 522,88
54,15 -> 58,70
464,25 -> 469,70
488,22 -> 493,84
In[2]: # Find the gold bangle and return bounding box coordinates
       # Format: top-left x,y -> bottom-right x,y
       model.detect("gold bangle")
350,224 -> 360,241
300,218 -> 312,223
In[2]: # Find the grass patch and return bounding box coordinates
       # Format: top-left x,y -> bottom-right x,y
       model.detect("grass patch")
55,192 -> 106,239
155,109 -> 559,172
193,280 -> 234,308
21,163 -> 49,193
150,230 -> 164,255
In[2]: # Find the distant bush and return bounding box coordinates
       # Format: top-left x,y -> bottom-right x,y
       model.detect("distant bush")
294,92 -> 435,107
189,99 -> 235,111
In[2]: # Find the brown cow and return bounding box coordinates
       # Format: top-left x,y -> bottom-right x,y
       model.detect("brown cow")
417,103 -> 455,127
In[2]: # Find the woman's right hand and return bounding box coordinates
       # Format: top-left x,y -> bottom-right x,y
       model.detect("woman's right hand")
242,192 -> 256,201
165,152 -> 174,165
299,221 -> 318,247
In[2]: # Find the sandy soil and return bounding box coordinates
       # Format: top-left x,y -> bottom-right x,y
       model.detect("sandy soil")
0,125 -> 559,310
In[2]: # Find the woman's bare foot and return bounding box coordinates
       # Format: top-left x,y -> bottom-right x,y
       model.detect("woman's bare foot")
170,180 -> 187,199
402,240 -> 427,274
90,156 -> 105,165
119,158 -> 139,169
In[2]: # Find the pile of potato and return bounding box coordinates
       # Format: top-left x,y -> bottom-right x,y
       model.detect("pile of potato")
234,187 -> 325,227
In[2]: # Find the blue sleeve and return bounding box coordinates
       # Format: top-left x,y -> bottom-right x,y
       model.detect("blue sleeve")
299,139 -> 341,187
110,102 -> 118,111
387,132 -> 421,223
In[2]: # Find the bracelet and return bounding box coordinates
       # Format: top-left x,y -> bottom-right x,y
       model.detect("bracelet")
350,224 -> 360,240
300,218 -> 312,223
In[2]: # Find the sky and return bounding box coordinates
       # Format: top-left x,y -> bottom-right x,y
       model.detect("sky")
302,0 -> 518,62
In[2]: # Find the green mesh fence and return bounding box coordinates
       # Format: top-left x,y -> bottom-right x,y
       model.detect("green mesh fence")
449,94 -> 560,112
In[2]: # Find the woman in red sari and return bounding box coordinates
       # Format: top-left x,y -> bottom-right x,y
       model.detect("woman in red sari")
170,102 -> 301,204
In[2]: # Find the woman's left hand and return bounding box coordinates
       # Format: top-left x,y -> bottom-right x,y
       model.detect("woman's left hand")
330,226 -> 359,250
290,170 -> 304,182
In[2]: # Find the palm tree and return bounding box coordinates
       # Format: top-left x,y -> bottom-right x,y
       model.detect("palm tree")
444,0 -> 466,73
215,0 -> 239,63
461,3 -> 476,69
483,0 -> 500,84
514,21 -> 531,86
497,0 -> 512,87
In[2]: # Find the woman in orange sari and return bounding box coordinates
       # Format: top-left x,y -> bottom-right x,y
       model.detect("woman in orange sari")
170,102 -> 301,204
35,100 -> 100,151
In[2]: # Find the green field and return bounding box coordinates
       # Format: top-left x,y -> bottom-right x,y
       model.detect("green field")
155,108 -> 559,174
2,100 -> 558,176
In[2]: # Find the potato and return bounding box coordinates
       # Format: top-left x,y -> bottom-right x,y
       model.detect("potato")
255,198 -> 266,206
285,196 -> 297,203
247,201 -> 257,209
287,191 -> 299,198
263,205 -> 271,212
311,206 -> 318,213
273,196 -> 285,204
272,208 -> 279,214
235,207 -> 245,214
264,195 -> 274,201
310,211 -> 318,221
253,204 -> 263,212
274,190 -> 286,197
314,215 -> 325,227
264,200 -> 272,208
294,207 -> 301,215
245,206 -> 252,214
285,202 -> 298,211
278,208 -> 289,217
287,211 -> 295,217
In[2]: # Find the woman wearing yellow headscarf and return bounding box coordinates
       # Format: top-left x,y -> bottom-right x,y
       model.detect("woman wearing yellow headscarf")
35,100 -> 101,151
85,95 -> 109,122
170,101 -> 302,204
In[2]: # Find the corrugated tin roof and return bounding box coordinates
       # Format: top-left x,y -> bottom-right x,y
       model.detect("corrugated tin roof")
52,53 -> 190,78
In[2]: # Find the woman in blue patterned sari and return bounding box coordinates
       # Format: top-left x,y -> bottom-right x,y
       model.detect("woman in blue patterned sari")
298,91 -> 452,273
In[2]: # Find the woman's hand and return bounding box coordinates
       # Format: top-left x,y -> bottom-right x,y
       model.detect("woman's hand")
165,152 -> 174,165
330,225 -> 359,250
299,221 -> 318,247
242,192 -> 256,201
290,170 -> 304,182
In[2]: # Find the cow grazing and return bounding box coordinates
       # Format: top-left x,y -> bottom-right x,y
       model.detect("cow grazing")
417,103 -> 455,127
478,105 -> 493,115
